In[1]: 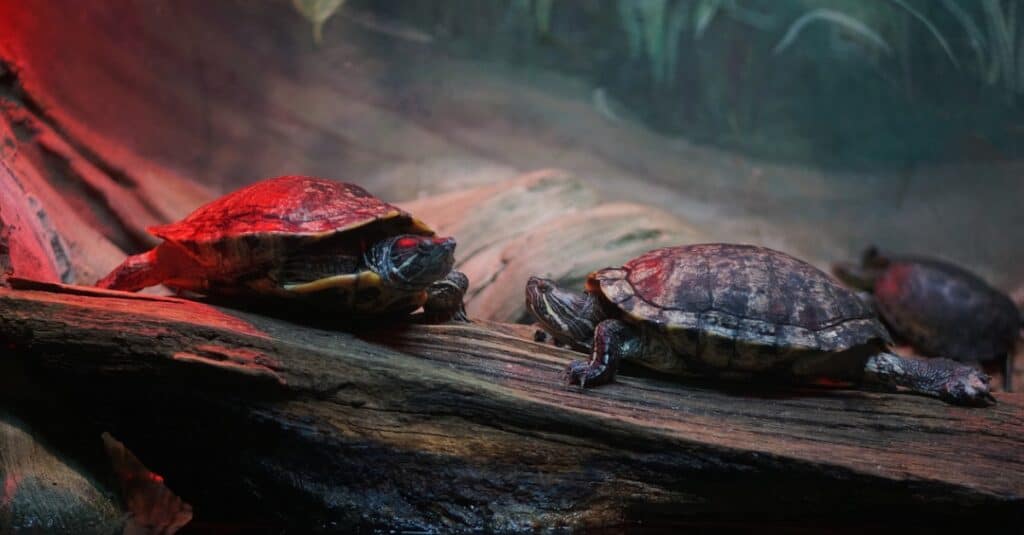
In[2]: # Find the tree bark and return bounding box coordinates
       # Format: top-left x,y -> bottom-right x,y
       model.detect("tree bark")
1,280 -> 1021,531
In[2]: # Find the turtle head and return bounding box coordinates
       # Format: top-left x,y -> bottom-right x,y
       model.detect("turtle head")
525,276 -> 604,350
366,235 -> 456,289
832,245 -> 890,291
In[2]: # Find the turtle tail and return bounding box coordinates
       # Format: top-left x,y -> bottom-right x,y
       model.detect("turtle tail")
96,249 -> 166,292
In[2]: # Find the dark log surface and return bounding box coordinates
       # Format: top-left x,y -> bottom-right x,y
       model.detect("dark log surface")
1,279 -> 1021,531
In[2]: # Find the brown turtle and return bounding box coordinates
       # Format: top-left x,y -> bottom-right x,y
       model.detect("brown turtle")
97,176 -> 468,322
833,246 -> 1020,391
525,243 -> 994,406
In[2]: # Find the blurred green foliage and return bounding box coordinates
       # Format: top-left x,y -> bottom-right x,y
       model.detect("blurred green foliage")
342,0 -> 1024,167
292,0 -> 346,43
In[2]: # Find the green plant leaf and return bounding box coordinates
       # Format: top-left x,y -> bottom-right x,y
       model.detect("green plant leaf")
774,8 -> 892,56
983,0 -> 1014,89
536,0 -> 555,35
695,0 -> 724,40
292,0 -> 346,44
618,0 -> 644,59
665,0 -> 692,85
888,0 -> 959,68
940,0 -> 988,75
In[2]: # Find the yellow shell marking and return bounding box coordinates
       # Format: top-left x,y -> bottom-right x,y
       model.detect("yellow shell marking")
284,270 -> 381,294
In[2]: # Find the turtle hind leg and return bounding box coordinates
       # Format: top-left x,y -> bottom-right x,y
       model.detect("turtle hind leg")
96,249 -> 167,292
862,352 -> 994,406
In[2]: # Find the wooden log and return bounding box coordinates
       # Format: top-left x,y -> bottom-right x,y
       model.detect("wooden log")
0,280 -> 1020,531
402,171 -> 711,321
0,73 -> 209,287
0,145 -> 65,285
0,411 -> 125,533
0,112 -> 114,286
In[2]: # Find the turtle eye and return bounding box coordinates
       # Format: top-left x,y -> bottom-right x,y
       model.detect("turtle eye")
396,237 -> 419,249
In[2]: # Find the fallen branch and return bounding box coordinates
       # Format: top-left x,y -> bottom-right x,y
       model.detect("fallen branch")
0,280 -> 1020,531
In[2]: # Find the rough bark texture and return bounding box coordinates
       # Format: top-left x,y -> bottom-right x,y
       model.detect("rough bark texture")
0,280 -> 1021,531
401,170 -> 711,322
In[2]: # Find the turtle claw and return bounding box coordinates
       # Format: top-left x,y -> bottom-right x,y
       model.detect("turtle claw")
865,353 -> 997,407
563,359 -> 589,390
562,359 -> 611,391
939,366 -> 996,407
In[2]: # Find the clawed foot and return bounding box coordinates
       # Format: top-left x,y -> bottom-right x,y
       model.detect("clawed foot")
562,359 -> 611,390
423,271 -> 470,323
935,362 -> 995,407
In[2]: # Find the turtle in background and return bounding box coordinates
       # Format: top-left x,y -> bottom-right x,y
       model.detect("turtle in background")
526,243 -> 994,406
97,176 -> 468,323
833,246 -> 1020,392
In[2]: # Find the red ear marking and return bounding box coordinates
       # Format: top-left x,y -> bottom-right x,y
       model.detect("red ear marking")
397,237 -> 419,248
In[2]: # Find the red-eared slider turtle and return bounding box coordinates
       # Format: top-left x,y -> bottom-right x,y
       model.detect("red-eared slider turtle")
97,176 -> 468,322
833,246 -> 1020,391
526,243 -> 993,406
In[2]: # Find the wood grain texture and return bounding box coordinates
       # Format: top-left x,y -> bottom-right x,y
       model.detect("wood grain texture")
0,145 -> 65,285
402,171 -> 710,322
0,412 -> 124,534
0,82 -> 207,287
0,280 -> 1020,531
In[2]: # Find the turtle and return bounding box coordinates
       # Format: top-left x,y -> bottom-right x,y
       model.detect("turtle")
833,246 -> 1020,392
525,243 -> 994,406
97,175 -> 468,322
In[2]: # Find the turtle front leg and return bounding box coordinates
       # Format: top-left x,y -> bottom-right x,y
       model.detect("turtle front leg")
565,319 -> 642,389
422,271 -> 470,323
862,352 -> 995,406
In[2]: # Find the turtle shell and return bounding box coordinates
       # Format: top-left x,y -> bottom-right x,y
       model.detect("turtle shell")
588,244 -> 890,372
872,257 -> 1019,362
150,176 -> 433,271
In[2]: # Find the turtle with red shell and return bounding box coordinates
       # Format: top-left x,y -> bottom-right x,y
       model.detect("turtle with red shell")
833,246 -> 1020,391
97,176 -> 468,322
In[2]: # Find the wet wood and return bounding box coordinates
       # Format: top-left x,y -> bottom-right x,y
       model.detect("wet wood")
0,280 -> 1021,531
